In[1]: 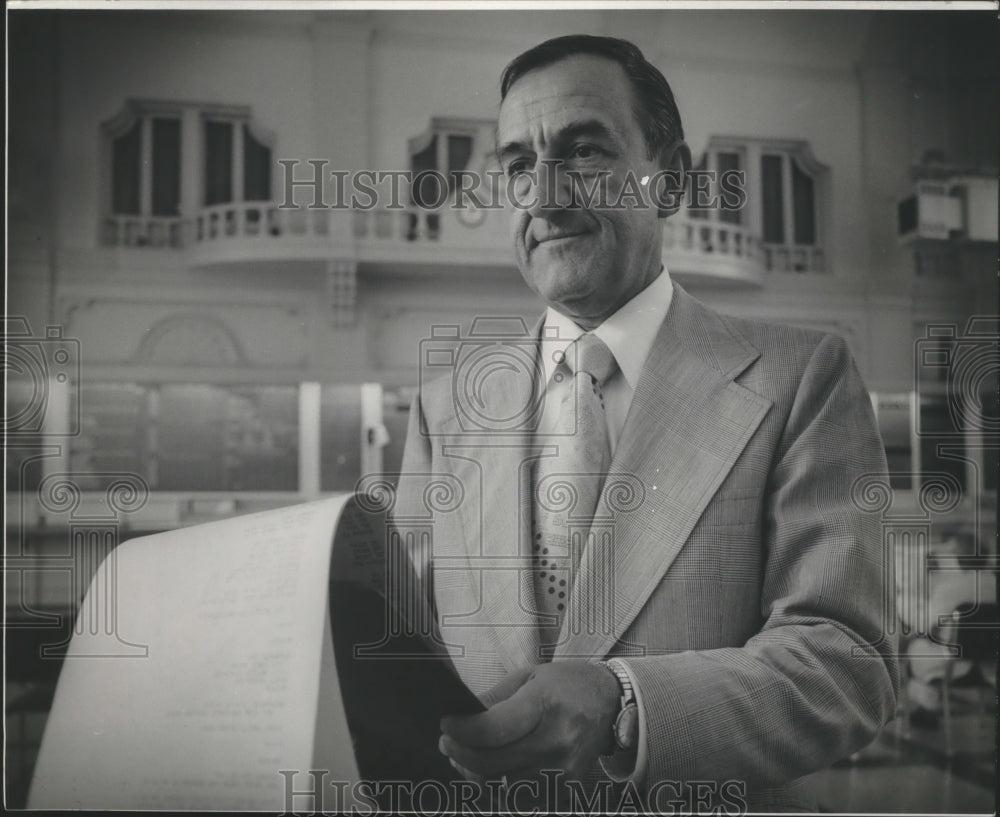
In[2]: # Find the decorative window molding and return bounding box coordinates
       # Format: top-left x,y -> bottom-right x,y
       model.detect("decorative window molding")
688,144 -> 747,227
693,136 -> 830,273
407,117 -> 496,187
201,110 -> 275,207
406,118 -> 495,240
134,313 -> 248,366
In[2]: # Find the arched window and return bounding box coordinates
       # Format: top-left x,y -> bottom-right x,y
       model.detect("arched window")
101,100 -> 274,248
202,116 -> 273,207
406,118 -> 494,240
693,137 -> 829,273
102,101 -> 184,247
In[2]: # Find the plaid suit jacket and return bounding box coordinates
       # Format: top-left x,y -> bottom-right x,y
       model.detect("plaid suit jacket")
392,283 -> 899,810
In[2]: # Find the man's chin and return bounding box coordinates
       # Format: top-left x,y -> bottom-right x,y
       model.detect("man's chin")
535,283 -> 603,322
524,256 -> 594,288
528,273 -> 590,302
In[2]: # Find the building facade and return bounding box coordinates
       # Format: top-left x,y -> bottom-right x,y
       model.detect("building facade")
6,8 -> 998,809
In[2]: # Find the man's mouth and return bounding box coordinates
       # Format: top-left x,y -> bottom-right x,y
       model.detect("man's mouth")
530,231 -> 588,251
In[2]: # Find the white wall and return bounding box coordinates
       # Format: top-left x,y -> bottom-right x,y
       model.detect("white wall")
8,8 -> 996,396
54,13 -> 316,249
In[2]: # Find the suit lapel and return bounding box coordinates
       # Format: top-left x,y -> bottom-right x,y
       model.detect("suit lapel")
557,286 -> 773,660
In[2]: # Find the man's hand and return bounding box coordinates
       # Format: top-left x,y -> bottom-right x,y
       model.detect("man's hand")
439,660 -> 620,782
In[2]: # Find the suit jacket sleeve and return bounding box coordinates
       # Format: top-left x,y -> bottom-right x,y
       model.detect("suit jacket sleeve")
618,332 -> 899,792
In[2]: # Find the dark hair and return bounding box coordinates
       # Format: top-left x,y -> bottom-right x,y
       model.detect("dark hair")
500,35 -> 684,159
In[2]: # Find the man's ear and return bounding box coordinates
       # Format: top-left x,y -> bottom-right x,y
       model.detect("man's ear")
654,139 -> 691,219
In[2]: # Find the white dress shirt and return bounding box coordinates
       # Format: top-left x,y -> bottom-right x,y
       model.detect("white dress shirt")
537,267 -> 674,784
538,269 -> 674,448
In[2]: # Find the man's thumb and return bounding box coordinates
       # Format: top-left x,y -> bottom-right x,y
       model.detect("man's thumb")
481,666 -> 534,708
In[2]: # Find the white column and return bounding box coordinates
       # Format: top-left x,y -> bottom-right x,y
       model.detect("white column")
232,119 -> 244,205
139,116 -> 152,220
180,107 -> 201,242
298,381 -> 321,496
359,382 -> 385,478
41,375 -> 72,486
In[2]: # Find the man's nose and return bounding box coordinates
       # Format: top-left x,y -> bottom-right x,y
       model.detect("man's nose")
527,159 -> 573,218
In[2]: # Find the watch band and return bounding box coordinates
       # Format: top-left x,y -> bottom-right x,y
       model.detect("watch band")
602,658 -> 636,707
601,658 -> 639,753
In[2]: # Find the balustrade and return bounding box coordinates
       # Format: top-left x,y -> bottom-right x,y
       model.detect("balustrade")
764,243 -> 825,273
102,216 -> 185,248
104,199 -> 795,286
662,216 -> 763,262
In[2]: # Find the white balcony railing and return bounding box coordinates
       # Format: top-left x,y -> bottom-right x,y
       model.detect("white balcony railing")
664,219 -> 763,264
183,200 -> 513,269
103,215 -> 185,248
764,243 -> 826,274
187,201 -> 461,245
103,200 -> 772,286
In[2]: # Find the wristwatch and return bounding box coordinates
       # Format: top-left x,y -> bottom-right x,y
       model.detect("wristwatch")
601,658 -> 639,753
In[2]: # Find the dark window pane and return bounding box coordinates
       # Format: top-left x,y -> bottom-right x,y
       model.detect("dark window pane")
918,336 -> 954,383
112,119 -> 141,215
320,385 -> 362,491
5,443 -> 46,493
687,153 -> 709,220
380,387 -> 414,484
410,134 -> 438,208
411,134 -> 438,173
876,394 -> 913,490
204,120 -> 233,206
70,382 -> 151,489
898,196 -> 918,236
221,386 -> 299,491
983,383 -> 998,493
157,385 -> 228,489
151,117 -> 181,216
243,125 -> 271,202
761,154 -> 784,243
919,396 -> 967,495
717,151 -> 741,225
792,159 -> 816,245
447,134 -> 473,190
717,152 -> 741,172
5,376 -> 52,492
156,384 -> 298,491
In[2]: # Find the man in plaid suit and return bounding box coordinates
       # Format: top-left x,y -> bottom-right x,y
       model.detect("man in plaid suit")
393,35 -> 898,812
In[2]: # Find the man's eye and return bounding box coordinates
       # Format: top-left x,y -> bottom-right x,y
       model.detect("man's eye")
506,159 -> 532,177
570,144 -> 602,160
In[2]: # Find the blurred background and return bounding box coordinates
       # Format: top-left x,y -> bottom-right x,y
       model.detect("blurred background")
6,7 -> 997,811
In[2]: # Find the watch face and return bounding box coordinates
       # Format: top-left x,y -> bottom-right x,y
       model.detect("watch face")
614,703 -> 639,751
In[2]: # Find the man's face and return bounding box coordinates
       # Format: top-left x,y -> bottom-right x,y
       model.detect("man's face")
497,54 -> 668,328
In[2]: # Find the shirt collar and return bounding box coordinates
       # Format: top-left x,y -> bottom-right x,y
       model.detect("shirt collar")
540,267 -> 673,389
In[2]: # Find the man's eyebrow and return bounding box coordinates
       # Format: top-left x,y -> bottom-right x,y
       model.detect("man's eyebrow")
496,139 -> 532,165
495,119 -> 619,164
552,120 -> 618,148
